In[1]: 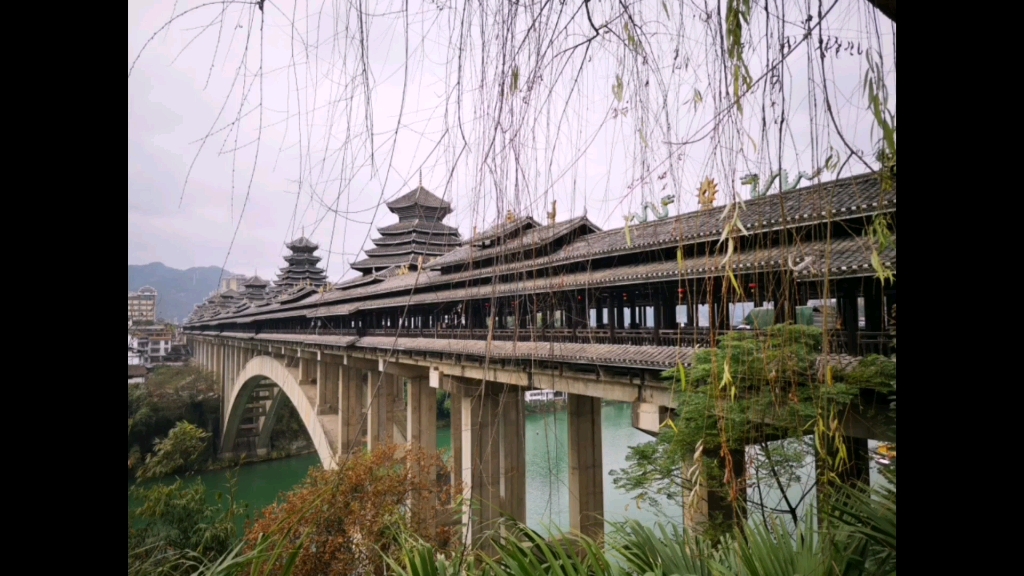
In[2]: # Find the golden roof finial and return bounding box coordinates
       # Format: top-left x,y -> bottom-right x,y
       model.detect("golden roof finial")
698,178 -> 719,210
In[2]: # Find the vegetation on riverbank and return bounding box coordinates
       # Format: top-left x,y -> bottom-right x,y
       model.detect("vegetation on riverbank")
612,325 -> 896,539
129,365 -> 314,478
129,366 -> 220,477
128,422 -> 250,576
151,444 -> 895,576
128,366 -> 310,575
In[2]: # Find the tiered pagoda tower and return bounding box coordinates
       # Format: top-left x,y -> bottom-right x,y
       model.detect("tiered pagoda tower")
272,237 -> 329,293
241,275 -> 270,303
350,185 -> 461,275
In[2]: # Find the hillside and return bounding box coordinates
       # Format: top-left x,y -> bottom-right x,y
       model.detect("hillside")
128,263 -> 234,324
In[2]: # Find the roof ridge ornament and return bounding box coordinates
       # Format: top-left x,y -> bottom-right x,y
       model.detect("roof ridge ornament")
741,167 -> 823,199
698,178 -> 719,210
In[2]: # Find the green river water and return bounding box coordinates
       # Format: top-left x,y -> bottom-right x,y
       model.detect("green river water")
131,402 -> 676,533
131,401 -> 884,534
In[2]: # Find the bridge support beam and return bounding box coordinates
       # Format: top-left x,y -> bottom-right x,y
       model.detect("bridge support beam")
337,365 -> 363,461
501,386 -> 527,525
568,393 -> 604,541
449,381 -> 463,490
256,389 -> 284,456
367,371 -> 402,449
459,380 -> 526,551
407,376 -> 438,532
684,447 -> 747,537
317,360 -> 339,415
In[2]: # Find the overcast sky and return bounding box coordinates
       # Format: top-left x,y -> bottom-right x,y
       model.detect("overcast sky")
128,0 -> 894,282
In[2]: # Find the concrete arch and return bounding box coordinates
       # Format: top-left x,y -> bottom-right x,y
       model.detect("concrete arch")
223,355 -> 337,469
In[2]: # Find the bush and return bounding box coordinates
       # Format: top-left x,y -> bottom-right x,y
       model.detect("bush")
246,444 -> 459,576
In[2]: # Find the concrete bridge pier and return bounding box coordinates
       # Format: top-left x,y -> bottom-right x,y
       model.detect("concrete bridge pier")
683,447 -> 747,538
336,363 -> 363,462
456,378 -> 526,551
568,393 -> 605,542
406,372 -> 438,530
367,371 -> 405,449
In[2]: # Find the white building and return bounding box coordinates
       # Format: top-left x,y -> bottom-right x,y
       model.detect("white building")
128,334 -> 146,366
128,286 -> 158,323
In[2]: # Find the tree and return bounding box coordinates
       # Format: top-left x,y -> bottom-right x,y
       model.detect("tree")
129,478 -> 247,576
138,422 -> 212,480
612,326 -> 896,536
246,444 -> 459,576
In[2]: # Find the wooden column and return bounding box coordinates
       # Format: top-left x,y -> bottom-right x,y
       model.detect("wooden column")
686,288 -> 697,328
718,278 -> 732,330
653,299 -> 663,345
752,278 -> 764,309
568,394 -> 604,541
887,290 -> 896,323
839,279 -> 860,354
707,278 -> 719,335
615,293 -> 626,331
864,279 -> 885,333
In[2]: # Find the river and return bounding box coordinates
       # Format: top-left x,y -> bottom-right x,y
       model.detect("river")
132,401 -> 885,534
131,402 -> 673,534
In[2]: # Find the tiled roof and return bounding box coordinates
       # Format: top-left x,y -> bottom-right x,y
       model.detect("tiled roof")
364,243 -> 453,257
286,236 -> 319,250
377,220 -> 460,236
185,174 -> 895,327
386,186 -> 452,210
333,274 -> 380,290
429,216 -> 600,269
553,173 -> 891,263
469,216 -> 541,245
372,233 -> 462,246
308,235 -> 893,318
350,254 -> 421,270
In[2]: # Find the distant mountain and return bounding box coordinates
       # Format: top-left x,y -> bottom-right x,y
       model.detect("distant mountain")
128,263 -> 235,324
